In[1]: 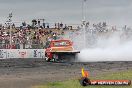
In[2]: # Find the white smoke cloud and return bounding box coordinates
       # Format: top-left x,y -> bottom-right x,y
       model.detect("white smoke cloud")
76,29 -> 132,62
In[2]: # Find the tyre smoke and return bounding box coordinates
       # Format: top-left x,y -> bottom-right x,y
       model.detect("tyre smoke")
77,30 -> 132,61
65,26 -> 132,61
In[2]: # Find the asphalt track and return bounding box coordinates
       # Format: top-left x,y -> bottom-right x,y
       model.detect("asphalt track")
0,58 -> 132,88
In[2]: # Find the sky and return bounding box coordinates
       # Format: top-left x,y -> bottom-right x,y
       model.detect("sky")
0,0 -> 132,26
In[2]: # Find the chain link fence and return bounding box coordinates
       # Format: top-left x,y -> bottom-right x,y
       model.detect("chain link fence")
0,39 -> 46,49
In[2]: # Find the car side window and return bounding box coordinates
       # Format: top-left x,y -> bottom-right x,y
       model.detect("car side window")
45,41 -> 50,48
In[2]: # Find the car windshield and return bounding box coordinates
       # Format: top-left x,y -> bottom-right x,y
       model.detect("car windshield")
53,41 -> 70,47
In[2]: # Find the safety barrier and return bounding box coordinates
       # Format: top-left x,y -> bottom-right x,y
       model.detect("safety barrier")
0,49 -> 45,59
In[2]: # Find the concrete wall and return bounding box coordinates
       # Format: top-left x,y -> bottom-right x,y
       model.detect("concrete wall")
0,49 -> 45,59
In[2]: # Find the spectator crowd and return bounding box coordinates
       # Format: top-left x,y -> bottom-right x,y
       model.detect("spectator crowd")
0,20 -> 69,49
0,20 -> 132,49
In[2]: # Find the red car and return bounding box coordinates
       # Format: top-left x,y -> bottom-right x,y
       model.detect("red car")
45,39 -> 80,62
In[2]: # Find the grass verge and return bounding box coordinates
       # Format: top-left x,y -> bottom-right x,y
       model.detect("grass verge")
33,70 -> 132,88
